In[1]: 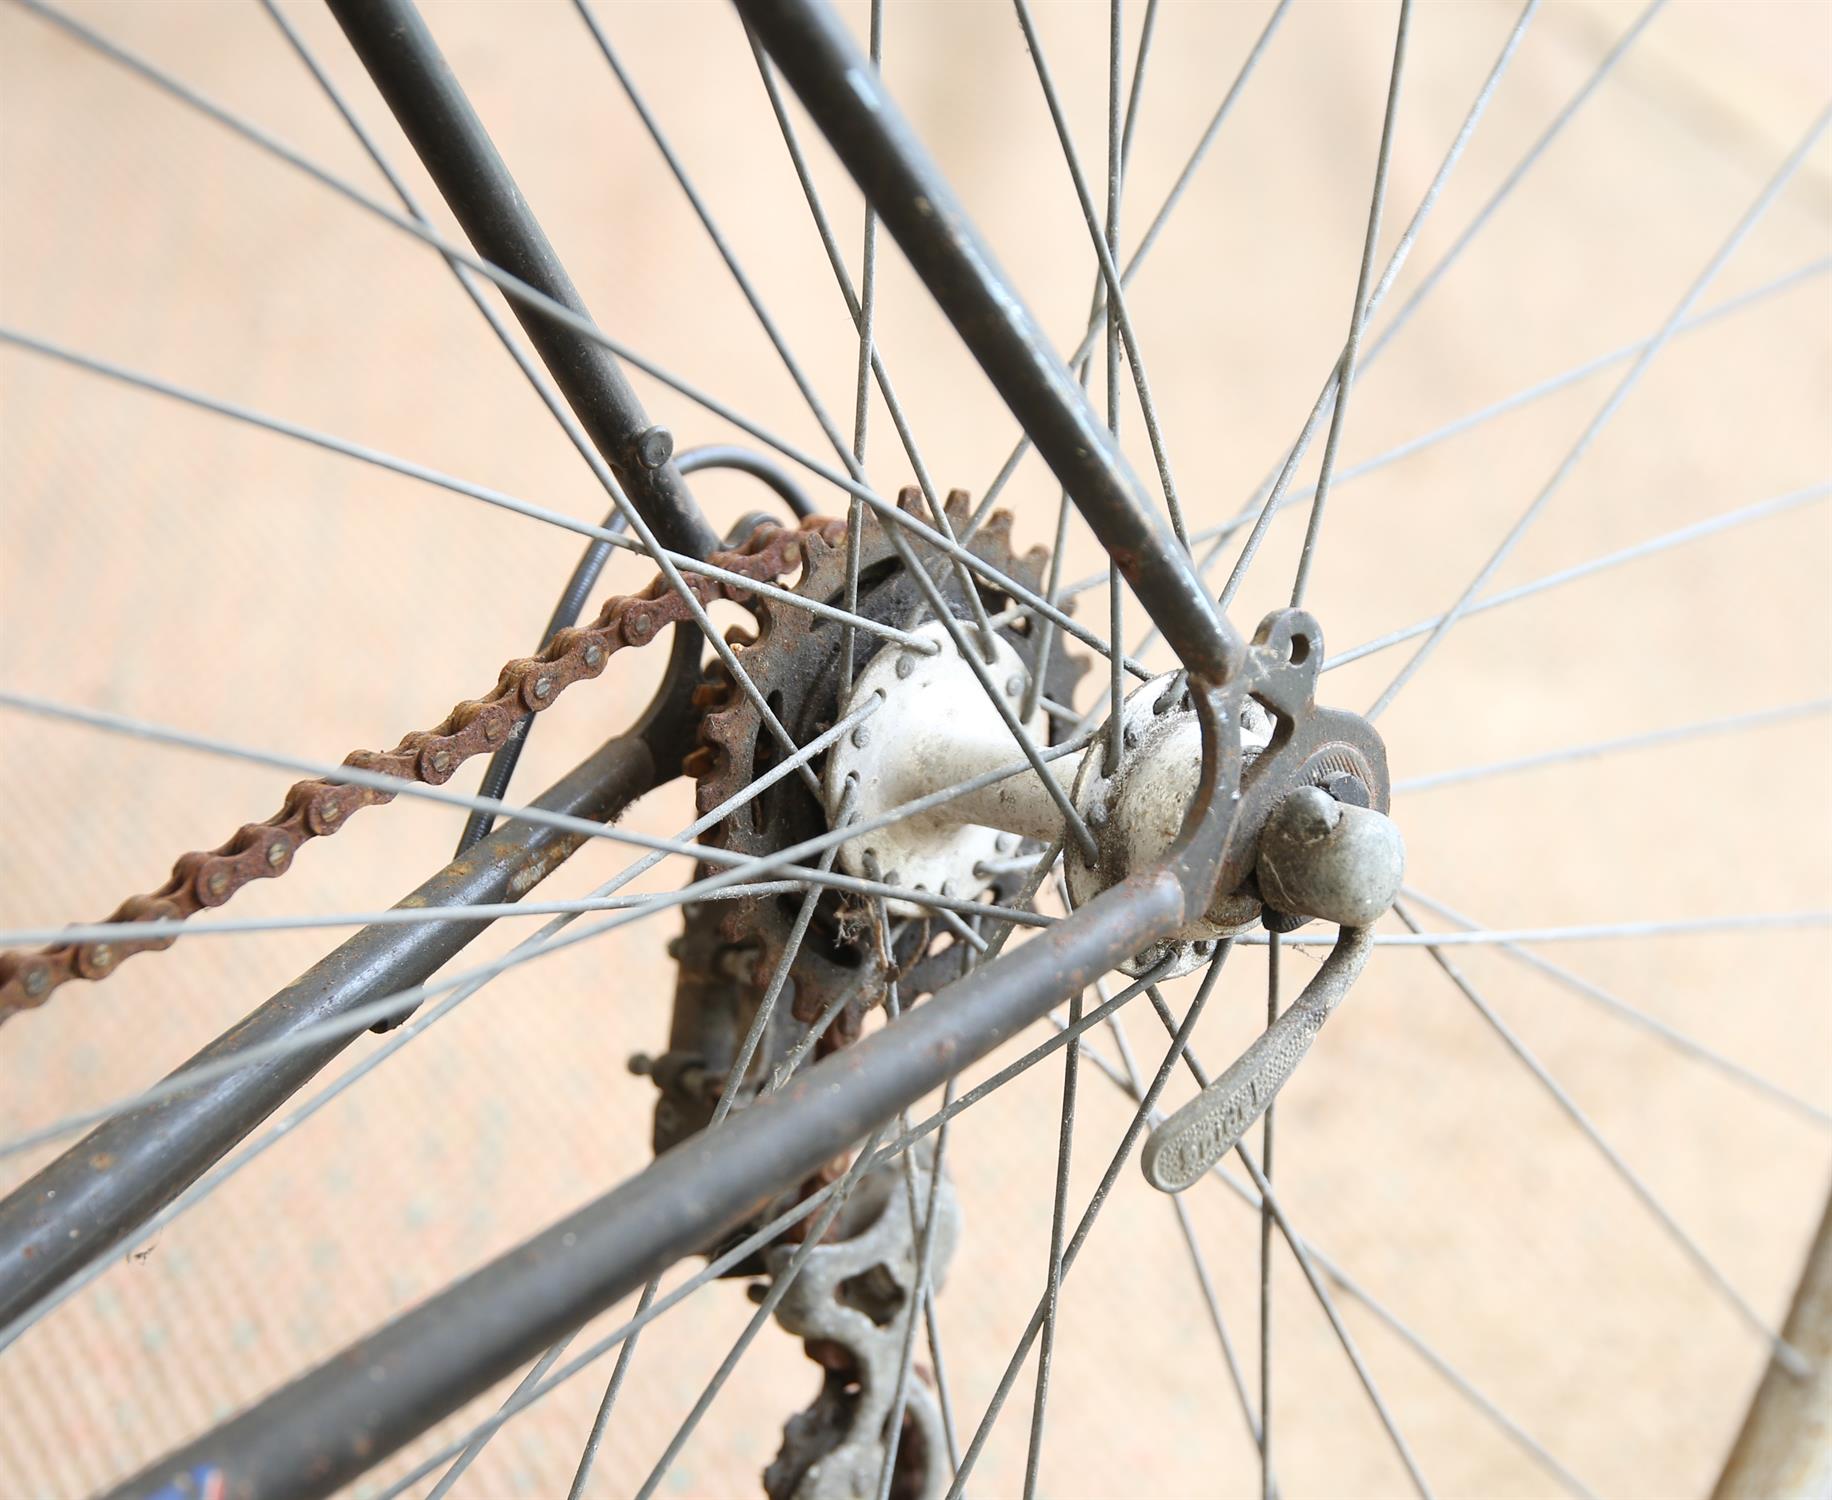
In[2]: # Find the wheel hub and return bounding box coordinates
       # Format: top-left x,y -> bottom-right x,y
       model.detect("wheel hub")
821,606 -> 1405,976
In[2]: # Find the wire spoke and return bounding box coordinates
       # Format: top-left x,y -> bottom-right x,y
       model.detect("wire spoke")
855,895 -> 925,1500
1096,998 -> 1270,1475
1133,989 -> 1434,1496
1361,0 -> 1667,375
0,690 -> 1043,936
0,703 -> 1098,1164
765,965 -> 881,1096
0,330 -> 935,662
1020,976 -> 1083,1499
1025,96 -> 1101,1413
966,0 -> 1294,537
1101,0 -> 1128,778
0,704 -> 885,1355
1012,0 -> 1189,553
0,880 -> 821,949
1402,889 -> 1831,1128
565,789 -> 862,1496
1066,1015 -> 1592,1497
14,0 -> 1140,690
943,949 -> 1224,1499
1368,104 -> 1832,719
1394,699 -> 1832,792
1020,273 -> 1830,629
1260,934 -> 1280,1499
876,1075 -> 959,1500
876,914 -> 977,1500
363,965 -> 1171,1497
1289,0 -> 1412,607
1330,482 -> 1830,670
427,1336 -> 576,1499
1240,915 -> 1832,948
1218,0 -> 1538,612
664,1123 -> 897,1499
1392,902 -> 1810,1375
839,0 -> 884,703
575,2 -> 1020,673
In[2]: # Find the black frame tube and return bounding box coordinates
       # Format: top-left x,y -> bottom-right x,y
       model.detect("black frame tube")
110,861 -> 1194,1500
456,446 -> 814,853
327,0 -> 720,561
735,0 -> 1242,683
112,662 -> 1273,1500
0,732 -> 660,1330
103,1 -> 1266,1490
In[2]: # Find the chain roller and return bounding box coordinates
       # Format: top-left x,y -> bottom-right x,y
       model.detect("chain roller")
0,518 -> 843,1021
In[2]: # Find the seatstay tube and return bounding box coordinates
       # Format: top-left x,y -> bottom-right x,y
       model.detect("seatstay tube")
734,0 -> 1241,683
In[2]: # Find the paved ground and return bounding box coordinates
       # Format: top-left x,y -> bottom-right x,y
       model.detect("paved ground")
2,2 -> 1829,1497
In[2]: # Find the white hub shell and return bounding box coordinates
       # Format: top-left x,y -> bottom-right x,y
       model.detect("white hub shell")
822,635 -> 1275,962
1064,673 -> 1272,977
823,620 -> 1053,917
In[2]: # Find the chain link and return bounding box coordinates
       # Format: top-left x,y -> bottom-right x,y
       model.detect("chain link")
0,518 -> 843,1022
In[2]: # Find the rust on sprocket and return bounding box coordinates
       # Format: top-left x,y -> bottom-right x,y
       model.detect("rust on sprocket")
665,489 -> 1082,1124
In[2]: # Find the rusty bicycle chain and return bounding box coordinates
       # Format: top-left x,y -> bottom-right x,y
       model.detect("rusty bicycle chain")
0,517 -> 846,1024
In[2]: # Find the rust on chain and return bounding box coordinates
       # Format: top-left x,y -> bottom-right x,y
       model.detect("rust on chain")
0,518 -> 846,1023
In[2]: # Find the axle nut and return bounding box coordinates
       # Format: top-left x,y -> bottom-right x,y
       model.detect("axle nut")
1255,785 -> 1404,929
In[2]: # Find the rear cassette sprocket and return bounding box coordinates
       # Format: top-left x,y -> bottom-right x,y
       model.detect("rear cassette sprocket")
689,489 -> 1078,1059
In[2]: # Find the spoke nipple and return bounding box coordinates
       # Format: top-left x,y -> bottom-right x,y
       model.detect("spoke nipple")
635,426 -> 675,470
895,653 -> 916,680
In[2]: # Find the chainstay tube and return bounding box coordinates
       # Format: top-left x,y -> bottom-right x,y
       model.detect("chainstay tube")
107,867 -> 1191,1500
0,730 -> 664,1330
107,662 -> 1252,1499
